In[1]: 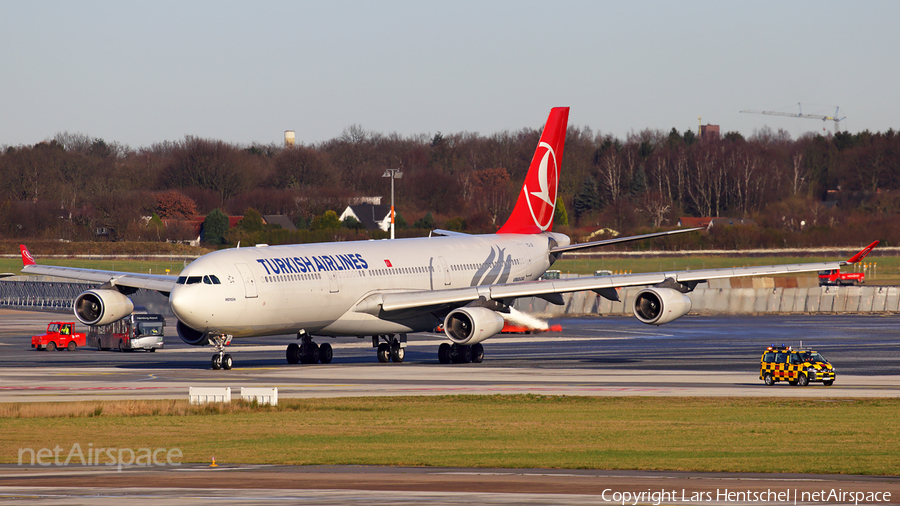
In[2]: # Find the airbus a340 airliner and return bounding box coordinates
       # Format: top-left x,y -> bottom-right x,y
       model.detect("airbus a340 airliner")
20,108 -> 878,370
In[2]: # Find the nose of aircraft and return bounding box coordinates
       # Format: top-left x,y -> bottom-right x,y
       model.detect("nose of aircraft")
168,286 -> 195,325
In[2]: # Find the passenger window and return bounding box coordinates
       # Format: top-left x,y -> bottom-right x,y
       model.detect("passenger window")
790,354 -> 800,364
775,353 -> 787,364
763,352 -> 775,362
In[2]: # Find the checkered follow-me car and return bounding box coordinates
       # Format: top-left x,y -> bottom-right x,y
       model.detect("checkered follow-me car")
760,346 -> 835,387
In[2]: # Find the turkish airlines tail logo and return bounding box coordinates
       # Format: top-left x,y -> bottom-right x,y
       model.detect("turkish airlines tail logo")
20,245 -> 36,266
497,107 -> 569,235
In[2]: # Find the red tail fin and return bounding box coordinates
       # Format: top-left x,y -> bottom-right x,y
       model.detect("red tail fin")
497,107 -> 569,234
20,245 -> 36,266
847,240 -> 879,263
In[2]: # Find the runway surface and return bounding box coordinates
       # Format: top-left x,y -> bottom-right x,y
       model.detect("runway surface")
3,309 -> 899,504
1,465 -> 899,505
1,310 -> 898,401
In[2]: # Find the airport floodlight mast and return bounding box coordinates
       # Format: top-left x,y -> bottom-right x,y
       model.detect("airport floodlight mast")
382,168 -> 402,239
740,103 -> 846,134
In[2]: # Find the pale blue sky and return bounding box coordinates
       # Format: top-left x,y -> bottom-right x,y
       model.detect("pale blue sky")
1,1 -> 897,148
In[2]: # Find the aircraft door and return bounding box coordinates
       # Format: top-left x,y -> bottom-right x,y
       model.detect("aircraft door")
234,263 -> 258,298
436,256 -> 451,286
517,244 -> 533,278
328,272 -> 340,293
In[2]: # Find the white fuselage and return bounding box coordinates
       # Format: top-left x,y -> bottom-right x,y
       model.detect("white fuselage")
169,232 -> 569,338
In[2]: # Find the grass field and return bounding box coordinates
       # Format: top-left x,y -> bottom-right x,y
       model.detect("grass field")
553,256 -> 897,285
2,396 -> 898,475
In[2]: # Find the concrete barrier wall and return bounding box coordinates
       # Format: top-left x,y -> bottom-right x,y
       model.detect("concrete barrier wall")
513,280 -> 900,317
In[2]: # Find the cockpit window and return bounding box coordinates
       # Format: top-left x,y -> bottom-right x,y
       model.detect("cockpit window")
210,275 -> 221,284
186,276 -> 202,284
176,276 -> 187,285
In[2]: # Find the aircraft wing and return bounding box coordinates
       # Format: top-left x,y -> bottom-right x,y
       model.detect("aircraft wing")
549,227 -> 704,254
360,242 -> 878,314
19,245 -> 178,292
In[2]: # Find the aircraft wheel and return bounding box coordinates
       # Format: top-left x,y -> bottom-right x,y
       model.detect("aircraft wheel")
222,354 -> 233,370
211,354 -> 222,370
299,342 -> 318,364
47,342 -> 57,352
319,343 -> 333,364
377,343 -> 390,363
286,343 -> 301,364
453,344 -> 472,363
438,343 -> 452,364
390,345 -> 405,363
67,341 -> 76,351
471,343 -> 484,363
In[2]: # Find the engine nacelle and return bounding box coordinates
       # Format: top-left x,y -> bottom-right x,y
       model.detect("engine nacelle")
73,289 -> 134,326
632,287 -> 692,325
443,307 -> 506,346
176,320 -> 209,346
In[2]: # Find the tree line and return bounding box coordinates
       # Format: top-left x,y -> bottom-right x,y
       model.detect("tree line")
1,124 -> 898,248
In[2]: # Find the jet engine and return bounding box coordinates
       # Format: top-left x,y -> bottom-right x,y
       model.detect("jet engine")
73,289 -> 134,326
443,307 -> 505,346
176,320 -> 209,346
632,287 -> 692,325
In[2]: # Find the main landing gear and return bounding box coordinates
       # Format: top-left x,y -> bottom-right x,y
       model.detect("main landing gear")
210,334 -> 234,370
286,331 -> 333,365
374,334 -> 406,363
437,342 -> 484,364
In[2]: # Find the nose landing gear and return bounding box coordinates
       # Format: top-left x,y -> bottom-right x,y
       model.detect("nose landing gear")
209,334 -> 234,370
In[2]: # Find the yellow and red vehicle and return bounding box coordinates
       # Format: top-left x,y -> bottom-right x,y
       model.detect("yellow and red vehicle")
760,345 -> 835,386
32,322 -> 87,351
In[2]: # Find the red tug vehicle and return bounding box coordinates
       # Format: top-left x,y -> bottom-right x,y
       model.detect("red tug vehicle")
32,322 -> 87,351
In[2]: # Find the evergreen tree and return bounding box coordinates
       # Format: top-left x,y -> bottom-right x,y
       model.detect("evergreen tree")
667,127 -> 683,147
414,212 -> 435,229
237,208 -> 264,232
554,199 -> 569,226
630,165 -> 647,196
202,209 -> 229,245
342,215 -> 365,230
394,212 -> 408,230
573,176 -> 600,219
683,129 -> 697,145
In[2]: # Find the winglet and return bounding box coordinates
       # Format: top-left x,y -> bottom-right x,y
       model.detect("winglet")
846,240 -> 879,264
20,245 -> 36,266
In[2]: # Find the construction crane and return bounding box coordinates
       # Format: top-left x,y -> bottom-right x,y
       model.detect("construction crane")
740,103 -> 846,133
